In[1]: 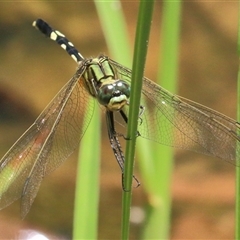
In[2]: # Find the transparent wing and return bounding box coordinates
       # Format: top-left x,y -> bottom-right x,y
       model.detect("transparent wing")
0,66 -> 95,217
110,58 -> 240,165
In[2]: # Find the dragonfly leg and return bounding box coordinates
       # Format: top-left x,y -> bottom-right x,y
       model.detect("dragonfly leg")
122,173 -> 140,192
106,110 -> 125,171
119,110 -> 141,139
106,110 -> 140,189
138,105 -> 145,126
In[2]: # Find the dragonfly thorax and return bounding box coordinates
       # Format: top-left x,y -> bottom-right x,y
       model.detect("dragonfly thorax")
82,56 -> 130,111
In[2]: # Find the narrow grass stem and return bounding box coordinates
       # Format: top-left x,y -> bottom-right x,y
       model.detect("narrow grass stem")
121,1 -> 155,239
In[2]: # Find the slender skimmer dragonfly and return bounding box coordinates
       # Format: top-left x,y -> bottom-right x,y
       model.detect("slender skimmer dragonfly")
0,19 -> 239,218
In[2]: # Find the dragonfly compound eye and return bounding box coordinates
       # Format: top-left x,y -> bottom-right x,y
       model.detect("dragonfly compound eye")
98,80 -> 130,111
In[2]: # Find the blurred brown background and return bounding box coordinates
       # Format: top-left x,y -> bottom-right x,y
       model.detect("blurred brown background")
0,1 -> 238,239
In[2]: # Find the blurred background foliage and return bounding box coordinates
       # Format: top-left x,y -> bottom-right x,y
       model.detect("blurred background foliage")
0,1 -> 238,239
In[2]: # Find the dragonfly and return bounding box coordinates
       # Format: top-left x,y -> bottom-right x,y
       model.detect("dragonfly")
0,19 -> 239,219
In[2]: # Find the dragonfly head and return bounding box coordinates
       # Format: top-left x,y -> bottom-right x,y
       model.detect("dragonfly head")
98,79 -> 130,111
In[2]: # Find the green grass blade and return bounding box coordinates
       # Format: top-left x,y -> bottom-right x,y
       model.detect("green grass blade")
235,1 -> 240,238
96,0 -> 154,238
94,1 -> 131,66
122,1 -> 155,239
73,1 -> 132,237
73,107 -> 100,239
95,1 -> 134,239
139,1 -> 181,239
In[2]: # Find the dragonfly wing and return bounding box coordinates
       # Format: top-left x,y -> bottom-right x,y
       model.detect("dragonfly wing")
21,69 -> 95,218
110,59 -> 240,165
0,66 -> 95,217
0,124 -> 42,211
20,129 -> 55,218
177,95 -> 239,132
34,67 -> 95,175
140,78 -> 239,164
